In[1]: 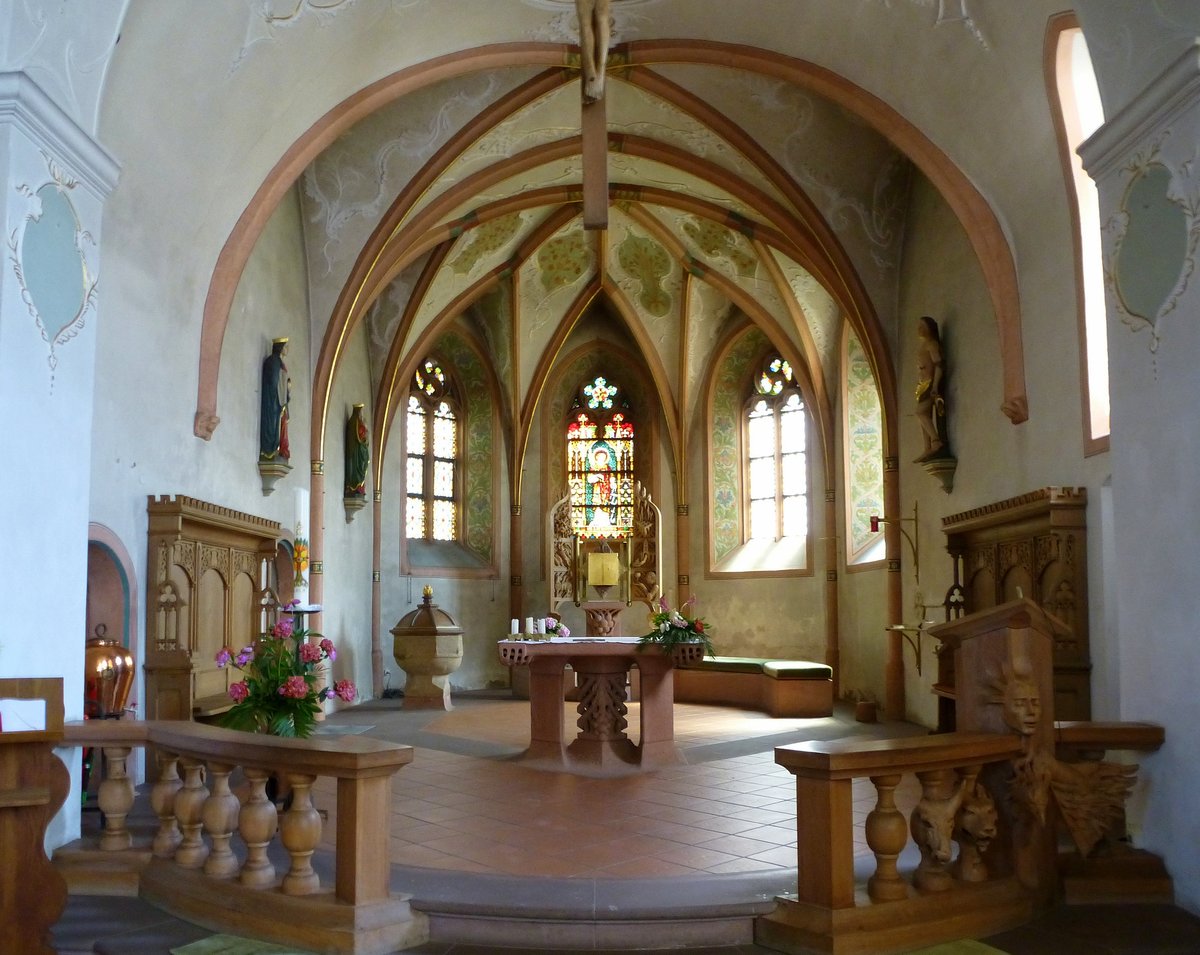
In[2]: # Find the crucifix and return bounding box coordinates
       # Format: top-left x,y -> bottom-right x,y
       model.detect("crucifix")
576,0 -> 611,230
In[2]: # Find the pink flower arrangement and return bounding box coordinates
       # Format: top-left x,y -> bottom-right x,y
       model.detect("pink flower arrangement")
214,599 -> 357,737
640,594 -> 716,655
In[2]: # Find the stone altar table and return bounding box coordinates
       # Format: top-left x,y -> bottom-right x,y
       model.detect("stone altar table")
497,637 -> 702,775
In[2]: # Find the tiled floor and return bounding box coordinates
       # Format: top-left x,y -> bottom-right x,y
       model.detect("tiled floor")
309,694 -> 924,880
56,694 -> 1200,953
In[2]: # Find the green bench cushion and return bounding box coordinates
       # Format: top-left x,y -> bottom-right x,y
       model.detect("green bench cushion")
762,660 -> 832,680
681,656 -> 831,680
686,656 -> 765,674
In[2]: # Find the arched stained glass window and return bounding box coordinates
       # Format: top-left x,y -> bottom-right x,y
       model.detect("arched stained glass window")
567,376 -> 635,539
406,357 -> 459,542
745,355 -> 808,541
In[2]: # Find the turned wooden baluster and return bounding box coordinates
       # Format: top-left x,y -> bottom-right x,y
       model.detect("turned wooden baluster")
173,758 -> 210,868
202,761 -> 241,879
239,766 -> 278,887
865,773 -> 909,901
97,746 -> 134,851
279,772 -> 321,895
150,750 -> 183,858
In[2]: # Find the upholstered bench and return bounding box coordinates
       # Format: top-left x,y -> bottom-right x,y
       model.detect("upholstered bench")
672,656 -> 833,718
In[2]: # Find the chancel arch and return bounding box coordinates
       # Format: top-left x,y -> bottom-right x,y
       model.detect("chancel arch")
194,40 -> 1024,459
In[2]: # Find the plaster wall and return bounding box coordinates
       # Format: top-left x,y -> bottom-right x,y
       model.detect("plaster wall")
317,317 -> 376,704
1081,47 -> 1200,913
895,172 -> 1112,727
0,72 -> 118,847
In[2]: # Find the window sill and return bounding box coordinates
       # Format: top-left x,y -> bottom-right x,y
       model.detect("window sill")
403,540 -> 493,577
710,537 -> 809,575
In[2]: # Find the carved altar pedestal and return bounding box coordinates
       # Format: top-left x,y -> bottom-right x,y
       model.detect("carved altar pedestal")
497,638 -> 700,776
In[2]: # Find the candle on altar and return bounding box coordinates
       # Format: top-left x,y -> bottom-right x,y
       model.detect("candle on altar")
510,618 -> 519,634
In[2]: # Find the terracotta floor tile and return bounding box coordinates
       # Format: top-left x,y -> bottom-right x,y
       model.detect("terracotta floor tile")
693,833 -> 780,858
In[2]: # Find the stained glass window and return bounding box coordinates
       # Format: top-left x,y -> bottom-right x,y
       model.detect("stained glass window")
567,377 -> 635,539
745,355 -> 807,540
406,359 -> 459,542
844,331 -> 884,562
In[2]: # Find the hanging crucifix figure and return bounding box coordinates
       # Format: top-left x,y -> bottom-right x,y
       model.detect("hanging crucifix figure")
576,0 -> 612,103
576,0 -> 612,229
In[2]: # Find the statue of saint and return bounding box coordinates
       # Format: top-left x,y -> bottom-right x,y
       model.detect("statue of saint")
260,338 -> 290,462
914,316 -> 949,462
344,403 -> 370,499
576,0 -> 612,103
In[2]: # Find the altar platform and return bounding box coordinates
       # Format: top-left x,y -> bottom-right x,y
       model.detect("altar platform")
56,696 -> 1200,953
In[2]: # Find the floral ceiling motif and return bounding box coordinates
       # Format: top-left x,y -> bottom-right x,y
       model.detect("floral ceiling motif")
451,213 -> 525,276
537,231 -> 592,292
616,231 -> 673,317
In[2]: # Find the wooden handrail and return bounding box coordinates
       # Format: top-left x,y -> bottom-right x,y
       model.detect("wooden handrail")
1053,720 -> 1165,752
65,720 -> 413,778
60,719 -> 424,954
775,731 -> 1023,778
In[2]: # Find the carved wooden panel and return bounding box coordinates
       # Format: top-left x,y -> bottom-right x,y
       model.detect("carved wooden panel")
143,496 -> 282,722
941,487 -> 1091,724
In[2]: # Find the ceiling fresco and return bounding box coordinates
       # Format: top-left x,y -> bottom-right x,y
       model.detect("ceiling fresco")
287,46 -> 917,443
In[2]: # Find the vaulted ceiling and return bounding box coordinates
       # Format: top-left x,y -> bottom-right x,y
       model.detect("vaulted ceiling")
293,52 -> 917,470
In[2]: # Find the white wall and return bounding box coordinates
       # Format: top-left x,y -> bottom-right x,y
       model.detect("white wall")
1081,38 -> 1200,914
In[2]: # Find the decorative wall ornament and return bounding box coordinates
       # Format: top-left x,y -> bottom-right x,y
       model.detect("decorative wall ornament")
231,0 -> 426,72
865,0 -> 989,49
6,2 -> 123,131
1103,137 -> 1200,354
8,154 -> 99,380
302,74 -> 505,276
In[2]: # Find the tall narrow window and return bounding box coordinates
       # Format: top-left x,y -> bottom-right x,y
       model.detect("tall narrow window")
567,376 -> 635,539
406,358 -> 459,541
745,356 -> 808,541
1048,14 -> 1108,453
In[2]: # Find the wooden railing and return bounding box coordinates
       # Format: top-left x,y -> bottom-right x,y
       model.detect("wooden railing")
757,732 -> 1030,955
60,720 -> 428,955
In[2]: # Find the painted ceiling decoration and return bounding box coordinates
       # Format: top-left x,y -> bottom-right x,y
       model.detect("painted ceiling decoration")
306,56 -> 904,457
189,1 -> 1045,452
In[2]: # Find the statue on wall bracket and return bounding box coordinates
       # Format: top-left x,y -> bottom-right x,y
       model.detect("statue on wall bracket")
913,315 -> 957,493
258,337 -> 292,495
344,403 -> 369,523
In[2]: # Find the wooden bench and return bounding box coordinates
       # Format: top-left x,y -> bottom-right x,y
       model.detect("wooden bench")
671,656 -> 833,718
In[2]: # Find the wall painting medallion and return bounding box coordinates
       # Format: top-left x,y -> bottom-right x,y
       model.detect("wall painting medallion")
9,157 -> 98,378
1106,149 -> 1199,354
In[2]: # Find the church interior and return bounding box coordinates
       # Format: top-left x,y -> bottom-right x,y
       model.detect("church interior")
5,1 -> 1200,952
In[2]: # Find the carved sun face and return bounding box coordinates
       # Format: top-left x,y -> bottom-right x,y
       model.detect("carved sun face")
1002,678 -> 1042,735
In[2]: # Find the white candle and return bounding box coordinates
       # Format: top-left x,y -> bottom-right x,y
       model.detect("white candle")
510,618 -> 519,635
525,616 -> 534,635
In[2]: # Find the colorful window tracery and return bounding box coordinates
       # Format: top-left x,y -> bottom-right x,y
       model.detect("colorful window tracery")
567,377 -> 635,539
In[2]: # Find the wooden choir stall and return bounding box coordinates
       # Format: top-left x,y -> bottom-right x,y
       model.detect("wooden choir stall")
142,495 -> 283,723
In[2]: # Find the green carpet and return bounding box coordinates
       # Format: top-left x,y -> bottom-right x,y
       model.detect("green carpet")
170,935 -> 316,955
907,941 -> 1008,955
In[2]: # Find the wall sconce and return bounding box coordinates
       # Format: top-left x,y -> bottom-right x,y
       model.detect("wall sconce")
884,621 -> 936,675
869,500 -> 920,584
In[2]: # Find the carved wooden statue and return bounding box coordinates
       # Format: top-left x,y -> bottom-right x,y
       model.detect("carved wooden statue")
952,780 -> 999,882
